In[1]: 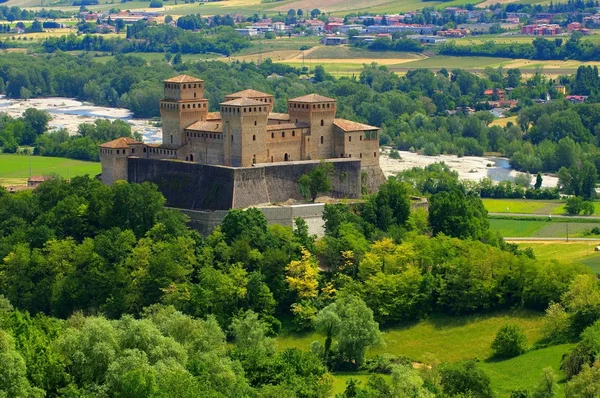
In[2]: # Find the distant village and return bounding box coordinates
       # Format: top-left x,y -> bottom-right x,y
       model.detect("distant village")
4,2 -> 600,44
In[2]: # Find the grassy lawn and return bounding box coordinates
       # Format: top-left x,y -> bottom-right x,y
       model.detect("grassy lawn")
483,198 -> 564,215
490,219 -> 600,238
481,344 -> 573,397
0,154 -> 100,185
88,51 -> 221,63
278,310 -> 545,364
278,310 -> 551,397
514,242 -> 600,273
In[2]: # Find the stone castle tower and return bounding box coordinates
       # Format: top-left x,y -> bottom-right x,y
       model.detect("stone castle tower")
160,75 -> 208,147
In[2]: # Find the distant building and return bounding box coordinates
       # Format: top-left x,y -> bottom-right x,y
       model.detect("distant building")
407,35 -> 446,44
566,95 -> 588,103
322,36 -> 348,45
366,24 -> 433,35
27,176 -> 51,187
235,28 -> 258,37
521,24 -> 561,35
554,85 -> 566,95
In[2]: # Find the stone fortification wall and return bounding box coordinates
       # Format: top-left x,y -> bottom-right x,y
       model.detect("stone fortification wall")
128,158 -> 236,210
128,157 -> 363,210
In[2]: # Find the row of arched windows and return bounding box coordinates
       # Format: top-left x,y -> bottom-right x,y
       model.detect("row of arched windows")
161,103 -> 207,110
221,106 -> 266,114
186,131 -> 223,140
165,83 -> 201,89
289,102 -> 333,110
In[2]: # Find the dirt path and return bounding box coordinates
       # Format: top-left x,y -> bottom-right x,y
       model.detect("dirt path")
290,45 -> 323,60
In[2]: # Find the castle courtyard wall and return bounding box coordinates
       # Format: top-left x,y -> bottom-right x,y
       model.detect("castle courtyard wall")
127,157 -> 362,210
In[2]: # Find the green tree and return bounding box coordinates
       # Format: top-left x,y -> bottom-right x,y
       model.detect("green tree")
566,363 -> 600,398
298,162 -> 333,202
429,189 -> 489,240
532,367 -> 558,398
361,178 -> 411,232
491,324 -> 528,358
440,361 -> 493,398
334,295 -> 381,367
313,303 -> 341,364
535,173 -> 543,190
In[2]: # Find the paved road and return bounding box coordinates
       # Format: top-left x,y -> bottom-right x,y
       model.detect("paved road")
489,212 -> 600,220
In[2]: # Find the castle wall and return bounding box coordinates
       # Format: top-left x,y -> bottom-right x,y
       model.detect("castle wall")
127,157 -> 362,210
187,134 -> 225,164
334,130 -> 380,167
265,128 -> 305,162
128,158 -> 236,210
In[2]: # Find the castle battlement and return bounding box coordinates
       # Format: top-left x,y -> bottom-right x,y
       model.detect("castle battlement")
99,74 -> 385,205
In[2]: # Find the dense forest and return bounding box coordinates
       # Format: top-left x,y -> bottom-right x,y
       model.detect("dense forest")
1,170 -> 599,396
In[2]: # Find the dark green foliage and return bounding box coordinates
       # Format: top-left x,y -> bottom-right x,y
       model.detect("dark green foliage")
491,324 -> 528,358
429,189 -> 489,240
361,178 -> 411,232
298,162 -> 333,202
440,360 -> 494,398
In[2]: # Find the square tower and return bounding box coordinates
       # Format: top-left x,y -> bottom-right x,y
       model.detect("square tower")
160,75 -> 209,147
287,94 -> 337,160
99,137 -> 141,185
220,98 -> 269,167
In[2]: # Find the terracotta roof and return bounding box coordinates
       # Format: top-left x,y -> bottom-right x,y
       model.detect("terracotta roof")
266,122 -> 309,131
164,74 -> 203,83
99,137 -> 141,149
334,119 -> 378,132
28,175 -> 50,182
206,112 -> 221,120
220,98 -> 266,106
268,113 -> 290,121
186,121 -> 223,133
290,93 -> 336,103
225,89 -> 273,98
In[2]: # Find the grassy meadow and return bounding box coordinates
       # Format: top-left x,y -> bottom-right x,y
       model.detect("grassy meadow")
278,310 -> 571,397
514,241 -> 600,272
0,154 -> 101,185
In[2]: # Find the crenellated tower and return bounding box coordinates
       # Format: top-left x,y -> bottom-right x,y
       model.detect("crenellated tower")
287,94 -> 337,160
160,75 -> 208,147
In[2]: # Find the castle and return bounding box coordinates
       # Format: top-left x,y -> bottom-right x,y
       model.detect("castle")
99,75 -> 384,210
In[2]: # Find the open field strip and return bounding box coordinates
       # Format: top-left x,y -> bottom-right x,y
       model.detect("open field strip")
0,154 -> 101,185
489,115 -> 518,127
513,241 -> 600,272
489,218 -> 600,239
482,198 -> 564,215
278,310 -> 565,397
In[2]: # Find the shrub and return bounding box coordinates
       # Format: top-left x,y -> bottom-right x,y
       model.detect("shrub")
514,172 -> 532,188
423,142 -> 440,156
440,361 -> 493,398
491,324 -> 528,358
389,149 -> 401,160
542,302 -> 571,344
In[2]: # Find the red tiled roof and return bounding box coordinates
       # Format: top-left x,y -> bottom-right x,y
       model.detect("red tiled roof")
268,113 -> 291,121
99,137 -> 141,149
206,112 -> 221,120
266,122 -> 309,131
27,176 -> 50,182
289,94 -> 336,103
186,121 -> 223,132
226,89 -> 273,99
164,74 -> 203,83
334,118 -> 378,132
220,98 -> 266,106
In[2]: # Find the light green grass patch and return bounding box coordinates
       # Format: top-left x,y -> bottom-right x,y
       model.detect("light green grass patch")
490,219 -> 600,238
0,154 -> 100,184
277,310 -> 545,364
482,198 -> 563,215
481,344 -> 573,397
514,242 -> 600,273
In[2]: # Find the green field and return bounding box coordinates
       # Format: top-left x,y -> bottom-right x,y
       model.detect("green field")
490,218 -> 600,238
0,154 -> 101,184
481,344 -> 573,396
515,241 -> 600,273
278,310 -> 568,397
483,198 -> 600,216
483,198 -> 565,215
